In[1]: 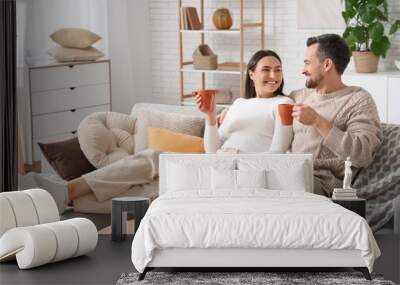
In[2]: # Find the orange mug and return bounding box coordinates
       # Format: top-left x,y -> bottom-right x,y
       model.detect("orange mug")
192,89 -> 216,112
278,104 -> 294,125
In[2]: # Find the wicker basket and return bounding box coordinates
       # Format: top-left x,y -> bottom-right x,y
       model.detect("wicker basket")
192,44 -> 218,70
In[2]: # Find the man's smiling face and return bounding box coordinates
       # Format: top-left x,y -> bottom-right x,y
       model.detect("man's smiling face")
302,43 -> 325,89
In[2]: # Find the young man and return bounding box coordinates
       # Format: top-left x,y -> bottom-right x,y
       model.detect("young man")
290,34 -> 382,196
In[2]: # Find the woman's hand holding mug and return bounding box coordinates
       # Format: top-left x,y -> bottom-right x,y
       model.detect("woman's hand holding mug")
193,90 -> 217,125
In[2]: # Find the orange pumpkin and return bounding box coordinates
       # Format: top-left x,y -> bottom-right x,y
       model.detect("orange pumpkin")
213,8 -> 233,30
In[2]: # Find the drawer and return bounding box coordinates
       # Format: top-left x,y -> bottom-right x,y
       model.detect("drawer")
33,133 -> 76,161
31,84 -> 110,115
30,61 -> 110,92
32,104 -> 110,139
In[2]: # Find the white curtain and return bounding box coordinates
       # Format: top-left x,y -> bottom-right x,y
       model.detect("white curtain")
20,0 -> 108,61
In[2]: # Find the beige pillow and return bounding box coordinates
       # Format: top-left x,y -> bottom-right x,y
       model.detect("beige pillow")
134,109 -> 205,153
50,28 -> 101,49
48,47 -> 104,62
78,112 -> 136,169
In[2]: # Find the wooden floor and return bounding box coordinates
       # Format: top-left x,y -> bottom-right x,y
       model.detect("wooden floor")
0,235 -> 134,285
1,233 -> 399,285
373,233 -> 400,284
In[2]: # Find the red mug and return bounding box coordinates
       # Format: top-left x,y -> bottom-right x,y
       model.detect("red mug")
192,89 -> 216,112
278,104 -> 294,125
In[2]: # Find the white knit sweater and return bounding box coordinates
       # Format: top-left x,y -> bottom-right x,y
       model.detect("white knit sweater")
204,96 -> 294,153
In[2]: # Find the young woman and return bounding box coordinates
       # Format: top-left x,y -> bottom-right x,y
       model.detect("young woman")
196,50 -> 294,153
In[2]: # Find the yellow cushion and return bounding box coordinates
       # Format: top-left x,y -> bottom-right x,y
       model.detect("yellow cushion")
148,128 -> 205,153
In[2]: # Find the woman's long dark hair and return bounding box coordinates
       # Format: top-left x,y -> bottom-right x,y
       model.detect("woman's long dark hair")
245,50 -> 285,99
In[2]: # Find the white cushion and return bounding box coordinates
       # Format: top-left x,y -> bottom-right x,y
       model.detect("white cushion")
211,168 -> 236,190
0,218 -> 97,269
168,162 -> 210,191
166,158 -> 235,193
160,154 -> 313,195
238,159 -> 308,191
78,112 -> 136,168
236,169 -> 267,189
211,168 -> 267,191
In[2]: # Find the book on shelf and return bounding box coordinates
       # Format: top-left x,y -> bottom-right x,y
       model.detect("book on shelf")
181,7 -> 202,30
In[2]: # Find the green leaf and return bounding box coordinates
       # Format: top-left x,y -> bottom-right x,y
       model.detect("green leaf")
375,9 -> 388,22
369,22 -> 384,41
343,27 -> 352,39
359,6 -> 375,24
345,32 -> 358,49
389,20 -> 400,35
349,44 -> 357,53
370,36 -> 390,58
342,11 -> 350,24
345,0 -> 355,11
353,26 -> 367,42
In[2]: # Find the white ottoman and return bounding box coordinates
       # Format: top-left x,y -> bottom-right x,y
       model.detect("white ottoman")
0,189 -> 98,269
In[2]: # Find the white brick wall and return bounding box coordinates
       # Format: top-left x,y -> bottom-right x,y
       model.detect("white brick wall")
149,0 -> 400,104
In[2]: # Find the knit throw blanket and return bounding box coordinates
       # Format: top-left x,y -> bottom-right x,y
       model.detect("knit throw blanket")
353,124 -> 400,232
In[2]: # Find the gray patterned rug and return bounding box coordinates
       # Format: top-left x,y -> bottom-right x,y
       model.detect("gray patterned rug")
116,271 -> 395,285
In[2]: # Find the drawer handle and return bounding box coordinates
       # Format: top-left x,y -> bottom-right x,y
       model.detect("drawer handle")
69,87 -> 76,90
68,65 -> 75,68
71,131 -> 77,135
70,109 -> 76,112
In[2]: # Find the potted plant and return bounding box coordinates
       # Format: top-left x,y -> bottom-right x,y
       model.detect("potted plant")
342,0 -> 400,73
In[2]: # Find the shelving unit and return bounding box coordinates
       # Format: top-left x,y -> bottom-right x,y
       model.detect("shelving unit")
178,0 -> 265,103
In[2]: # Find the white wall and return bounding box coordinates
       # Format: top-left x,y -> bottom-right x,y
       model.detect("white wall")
148,0 -> 400,103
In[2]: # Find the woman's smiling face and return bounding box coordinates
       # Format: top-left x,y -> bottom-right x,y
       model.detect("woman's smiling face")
249,56 -> 283,98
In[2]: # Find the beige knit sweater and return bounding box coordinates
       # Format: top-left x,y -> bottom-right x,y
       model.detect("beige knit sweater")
289,86 -> 382,182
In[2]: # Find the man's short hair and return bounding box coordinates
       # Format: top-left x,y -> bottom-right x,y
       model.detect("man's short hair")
306,34 -> 350,75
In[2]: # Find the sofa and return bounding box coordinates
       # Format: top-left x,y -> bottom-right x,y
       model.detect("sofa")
22,102 -> 400,234
70,102 -> 222,214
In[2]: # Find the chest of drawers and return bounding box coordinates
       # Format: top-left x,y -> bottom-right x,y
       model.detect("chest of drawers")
26,60 -> 111,165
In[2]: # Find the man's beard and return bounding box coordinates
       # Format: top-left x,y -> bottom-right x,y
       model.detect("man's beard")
305,74 -> 323,88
